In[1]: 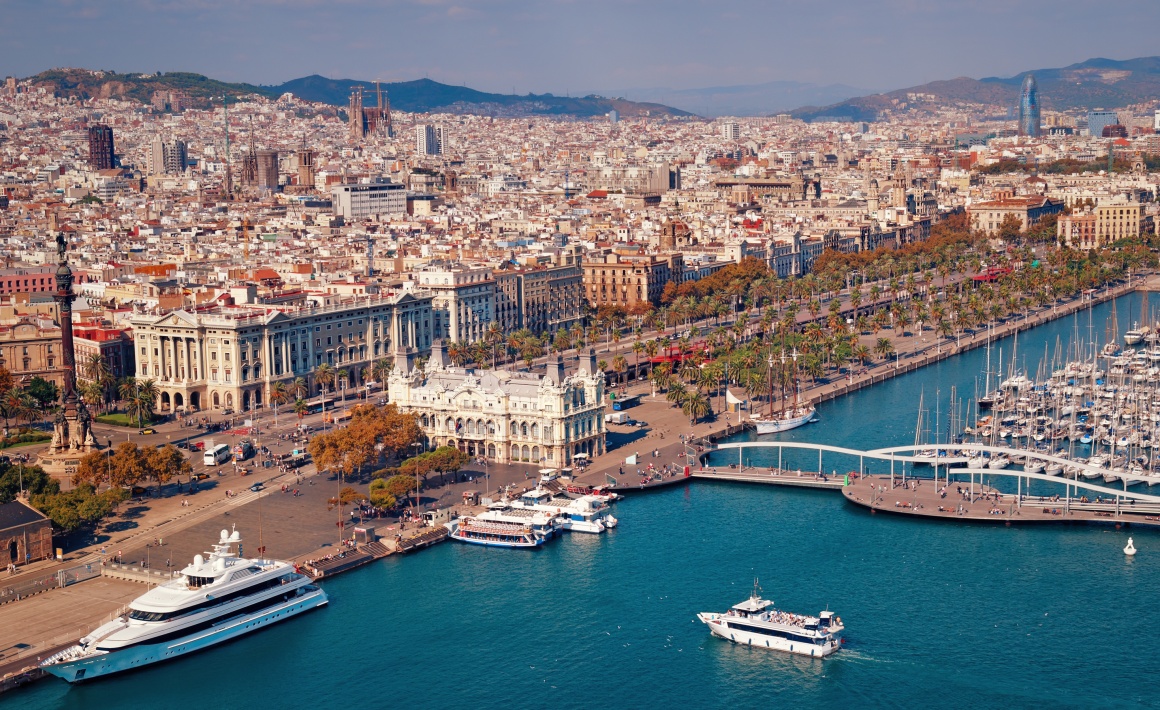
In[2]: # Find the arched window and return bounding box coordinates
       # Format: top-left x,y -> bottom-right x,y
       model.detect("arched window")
446,417 -> 454,431
487,420 -> 496,435
487,444 -> 496,459
531,423 -> 539,438
511,444 -> 519,459
466,420 -> 476,435
510,421 -> 518,436
532,446 -> 540,462
521,423 -> 528,437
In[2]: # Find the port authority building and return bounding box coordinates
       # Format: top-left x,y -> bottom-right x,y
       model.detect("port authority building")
388,342 -> 606,465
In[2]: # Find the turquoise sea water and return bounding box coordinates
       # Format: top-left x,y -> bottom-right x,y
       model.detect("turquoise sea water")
15,296 -> 1160,709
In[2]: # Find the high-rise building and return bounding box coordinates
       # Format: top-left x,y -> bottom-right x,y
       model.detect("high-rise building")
87,125 -> 115,170
4,77 -> 15,97
720,121 -> 740,140
1153,109 -> 1160,132
255,149 -> 279,189
148,134 -> 187,175
1087,110 -> 1119,138
608,109 -> 619,124
1017,74 -> 1041,137
416,124 -> 445,155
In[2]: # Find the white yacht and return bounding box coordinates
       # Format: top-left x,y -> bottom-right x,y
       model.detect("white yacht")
697,582 -> 843,658
41,528 -> 327,683
505,488 -> 618,533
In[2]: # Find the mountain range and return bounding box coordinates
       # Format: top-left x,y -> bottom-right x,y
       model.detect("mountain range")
593,80 -> 875,118
24,69 -> 692,118
23,56 -> 1160,121
791,56 -> 1160,122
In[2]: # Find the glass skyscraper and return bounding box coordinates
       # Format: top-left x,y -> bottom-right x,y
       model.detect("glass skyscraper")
1018,74 -> 1041,137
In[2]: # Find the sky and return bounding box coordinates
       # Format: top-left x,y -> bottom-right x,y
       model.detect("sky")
3,0 -> 1160,97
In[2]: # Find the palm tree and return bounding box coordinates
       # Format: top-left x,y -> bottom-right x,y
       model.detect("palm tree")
681,391 -> 711,425
0,387 -> 27,436
665,381 -> 687,408
293,398 -> 308,423
291,377 -> 309,401
336,368 -> 350,406
314,363 -> 336,395
83,353 -> 112,410
611,354 -> 627,391
79,381 -> 104,411
874,337 -> 895,362
124,378 -> 157,428
269,381 -> 290,426
854,344 -> 871,368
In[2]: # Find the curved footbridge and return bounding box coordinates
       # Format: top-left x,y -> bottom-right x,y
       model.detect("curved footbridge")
700,441 -> 1160,527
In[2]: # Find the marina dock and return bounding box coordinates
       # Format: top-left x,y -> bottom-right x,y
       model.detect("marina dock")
692,468 -> 846,490
843,474 -> 1160,527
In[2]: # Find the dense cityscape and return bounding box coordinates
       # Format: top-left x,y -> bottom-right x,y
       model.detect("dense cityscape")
2,5 -> 1160,704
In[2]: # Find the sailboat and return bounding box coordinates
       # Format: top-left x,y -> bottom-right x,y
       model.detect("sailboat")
752,349 -> 817,435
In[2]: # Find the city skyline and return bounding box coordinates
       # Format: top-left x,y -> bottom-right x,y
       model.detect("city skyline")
3,0 -> 1160,97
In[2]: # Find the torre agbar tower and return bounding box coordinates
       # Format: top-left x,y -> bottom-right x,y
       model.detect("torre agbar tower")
1018,74 -> 1041,138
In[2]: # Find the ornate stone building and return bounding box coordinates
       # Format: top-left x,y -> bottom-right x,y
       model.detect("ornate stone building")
129,291 -> 434,413
387,342 -> 606,466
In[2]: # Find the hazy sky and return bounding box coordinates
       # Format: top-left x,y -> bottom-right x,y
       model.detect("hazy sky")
3,0 -> 1159,95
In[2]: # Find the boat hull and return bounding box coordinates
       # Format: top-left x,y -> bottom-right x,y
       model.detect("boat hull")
449,531 -> 546,548
42,586 -> 328,683
697,613 -> 841,658
753,408 -> 816,435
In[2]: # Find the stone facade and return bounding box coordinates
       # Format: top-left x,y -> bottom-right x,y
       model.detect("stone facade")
388,342 -> 606,466
129,292 -> 433,413
0,500 -> 53,568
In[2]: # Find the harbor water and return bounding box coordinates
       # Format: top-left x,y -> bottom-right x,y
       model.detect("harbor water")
14,296 -> 1160,709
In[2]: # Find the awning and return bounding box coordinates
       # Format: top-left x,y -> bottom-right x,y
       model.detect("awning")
726,389 -> 746,404
573,453 -> 590,459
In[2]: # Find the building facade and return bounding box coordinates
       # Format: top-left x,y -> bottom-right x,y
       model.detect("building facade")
128,292 -> 433,413
331,182 -> 406,220
73,322 -> 135,386
1018,74 -> 1041,138
1,500 -> 53,569
493,252 -> 584,336
968,196 -> 1064,233
416,266 -> 495,344
388,343 -> 606,465
0,319 -> 63,388
0,269 -> 57,296
87,125 -> 115,170
416,124 -> 446,156
583,252 -> 684,308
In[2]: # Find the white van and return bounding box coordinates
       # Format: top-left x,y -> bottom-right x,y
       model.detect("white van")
204,444 -> 231,466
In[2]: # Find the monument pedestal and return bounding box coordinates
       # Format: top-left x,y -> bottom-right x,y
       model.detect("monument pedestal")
37,401 -> 99,489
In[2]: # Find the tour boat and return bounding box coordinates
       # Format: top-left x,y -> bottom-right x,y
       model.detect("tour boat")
752,406 -> 816,435
697,581 -> 844,658
447,509 -> 559,548
505,488 -> 618,533
41,528 -> 327,683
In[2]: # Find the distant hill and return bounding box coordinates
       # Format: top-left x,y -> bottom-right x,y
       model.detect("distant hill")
26,68 -> 272,106
595,80 -> 874,117
791,56 -> 1160,122
269,75 -> 693,118
23,67 -> 692,118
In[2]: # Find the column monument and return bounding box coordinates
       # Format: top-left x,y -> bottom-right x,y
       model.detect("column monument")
39,233 -> 99,485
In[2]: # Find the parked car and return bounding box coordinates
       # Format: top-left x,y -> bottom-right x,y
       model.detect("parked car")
139,427 -> 156,435
635,420 -> 648,428
190,472 -> 210,482
221,408 -> 234,415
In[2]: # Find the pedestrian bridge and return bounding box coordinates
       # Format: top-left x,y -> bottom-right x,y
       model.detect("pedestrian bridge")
709,440 -> 1160,504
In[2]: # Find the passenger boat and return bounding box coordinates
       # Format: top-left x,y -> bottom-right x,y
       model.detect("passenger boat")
697,581 -> 844,658
505,488 -> 618,533
447,509 -> 558,548
41,528 -> 327,683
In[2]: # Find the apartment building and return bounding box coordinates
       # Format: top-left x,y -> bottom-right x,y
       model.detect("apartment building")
0,319 -> 63,387
583,252 -> 684,308
493,250 -> 584,336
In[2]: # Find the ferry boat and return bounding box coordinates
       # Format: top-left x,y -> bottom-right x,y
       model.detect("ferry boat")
447,509 -> 559,548
40,528 -> 327,683
697,582 -> 844,658
505,488 -> 618,533
752,406 -> 816,435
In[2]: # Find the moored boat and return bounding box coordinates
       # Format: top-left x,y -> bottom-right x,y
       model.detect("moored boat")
40,528 -> 327,683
